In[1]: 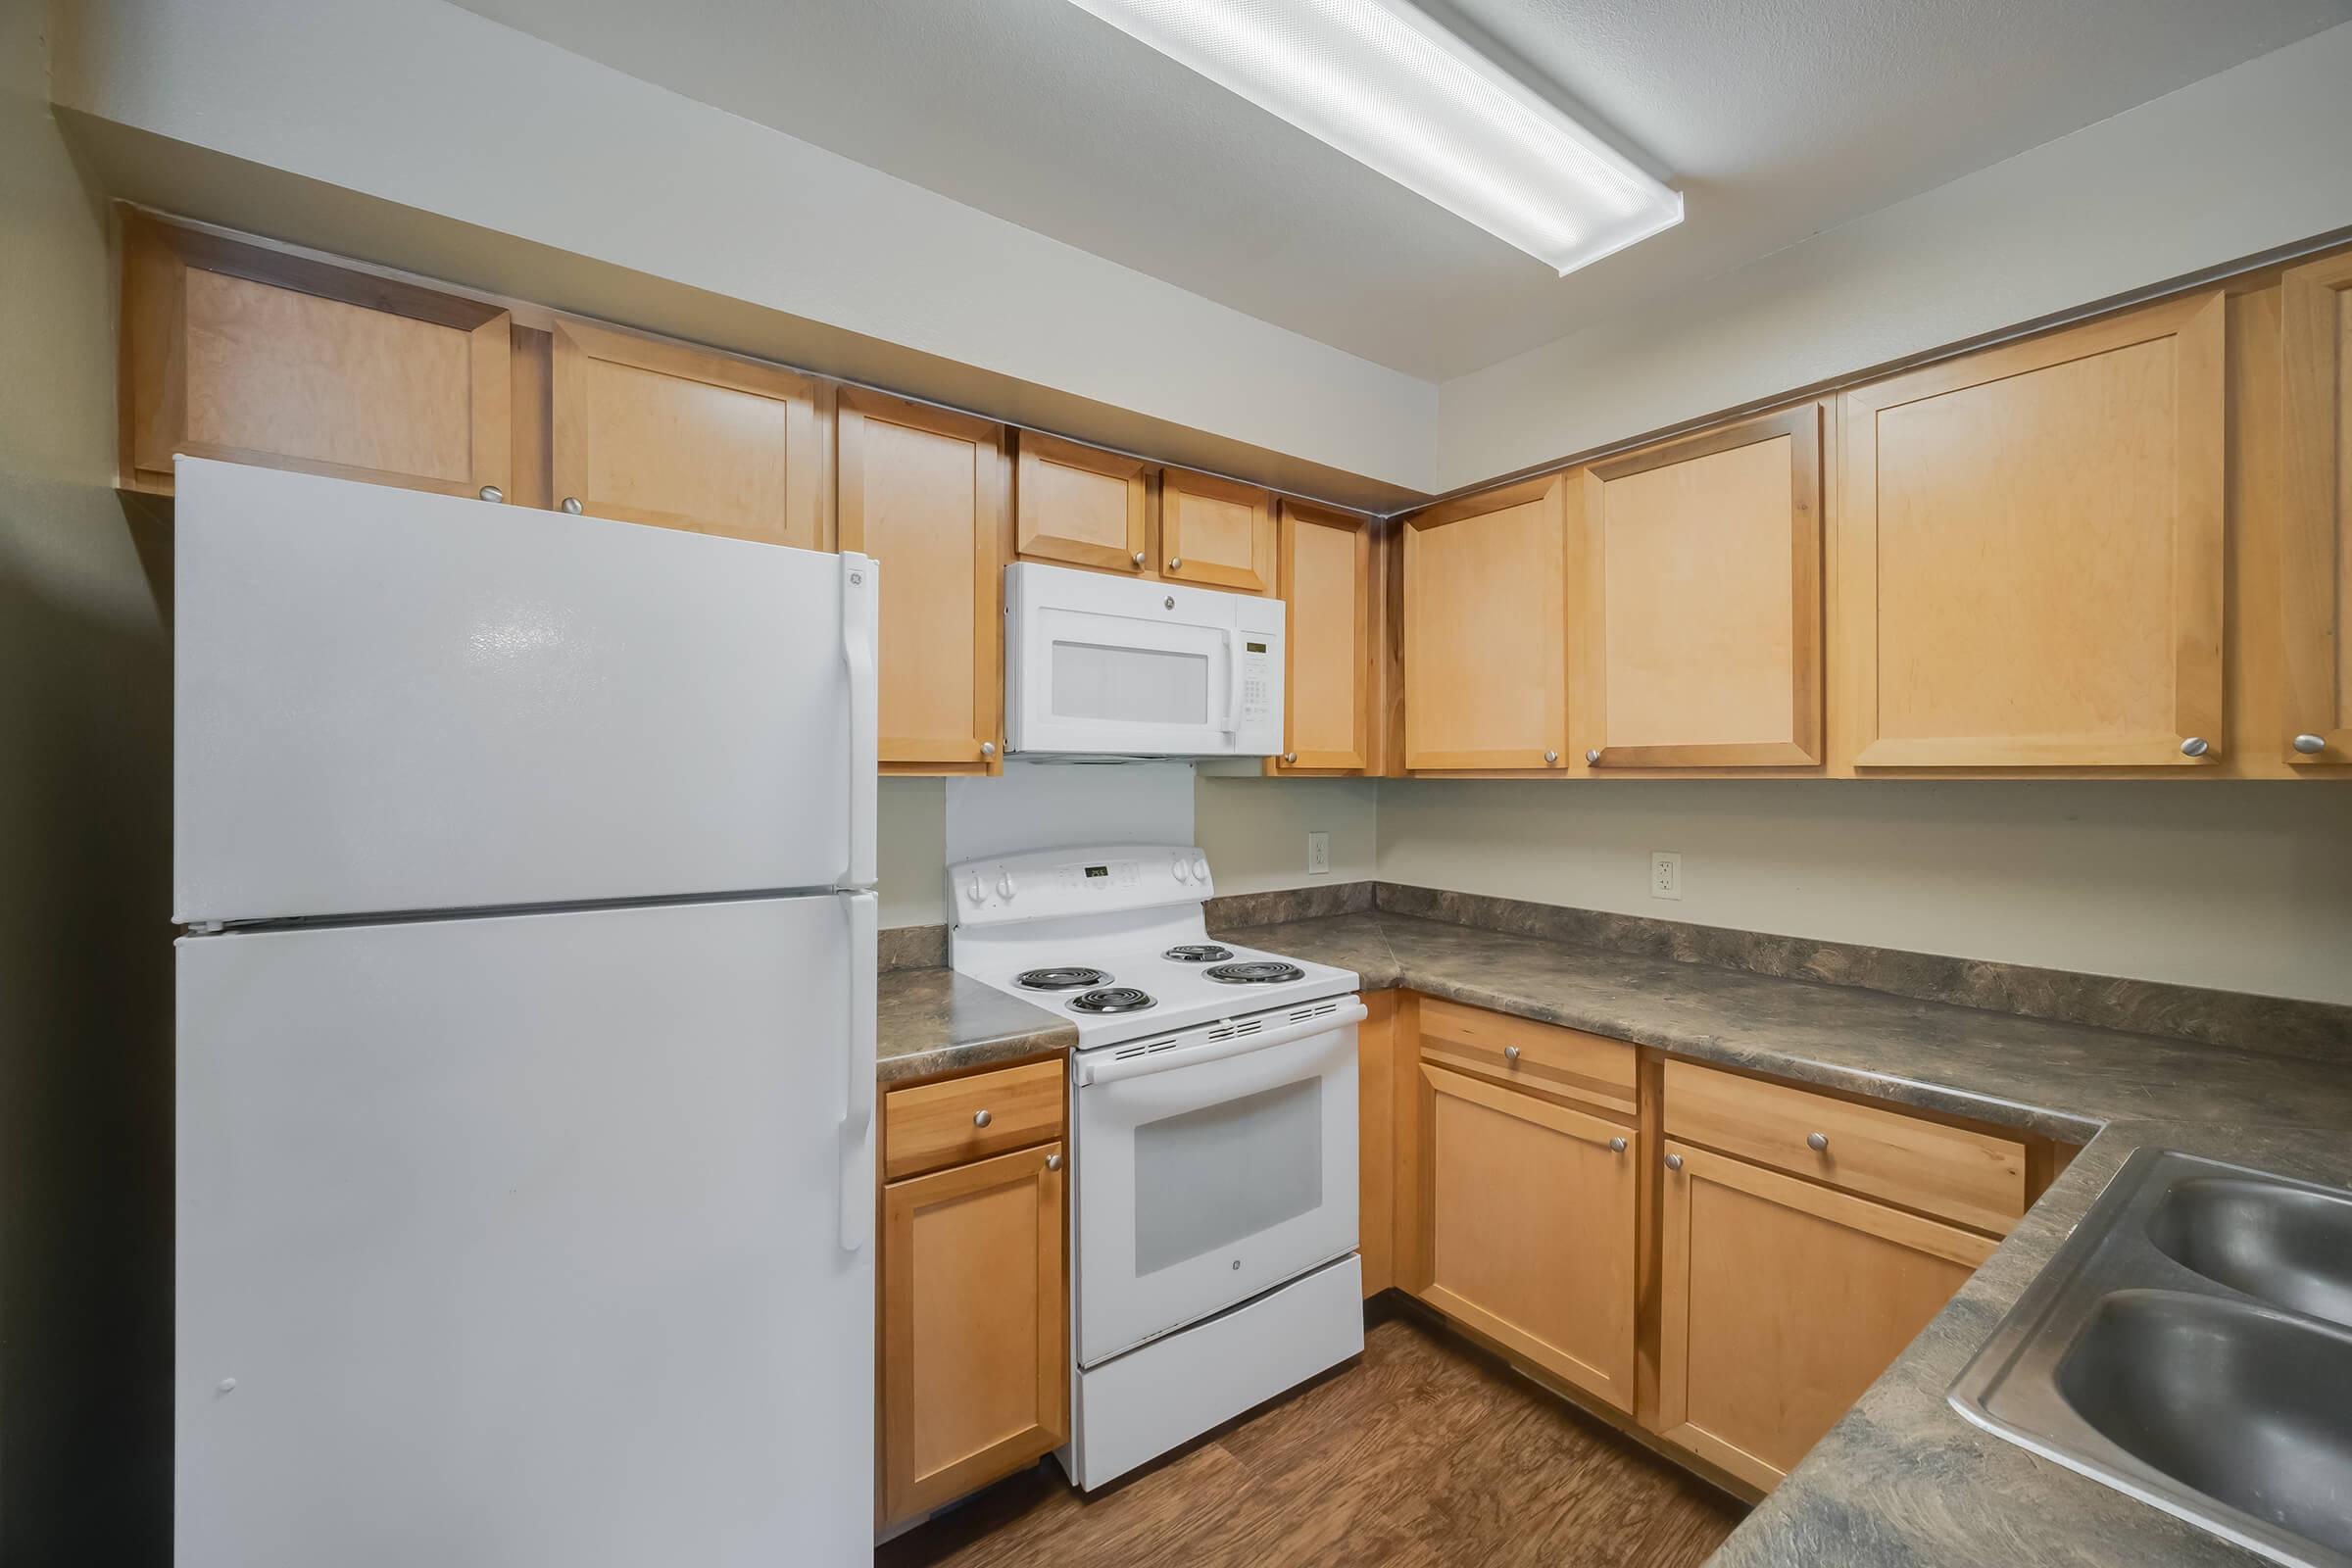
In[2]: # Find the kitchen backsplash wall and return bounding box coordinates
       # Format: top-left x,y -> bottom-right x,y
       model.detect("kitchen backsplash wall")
1378,781 -> 2352,1007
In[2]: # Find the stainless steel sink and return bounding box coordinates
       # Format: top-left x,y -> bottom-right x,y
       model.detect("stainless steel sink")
1950,1149 -> 2352,1568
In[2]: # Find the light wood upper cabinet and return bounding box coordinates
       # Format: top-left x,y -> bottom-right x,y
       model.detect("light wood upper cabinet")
1401,476 -> 1572,771
1013,432 -> 1152,573
836,389 -> 1007,774
1840,294 -> 2227,769
1414,1062 -> 1638,1413
121,215 -> 511,500
1655,1140 -> 1992,1493
549,319 -> 831,550
1160,467 -> 1275,593
880,1139 -> 1067,1526
1275,500 -> 1375,772
2281,253 -> 2352,767
1576,407 -> 1824,768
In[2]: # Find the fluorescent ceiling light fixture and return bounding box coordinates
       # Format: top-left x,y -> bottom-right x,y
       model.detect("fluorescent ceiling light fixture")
1061,0 -> 1683,275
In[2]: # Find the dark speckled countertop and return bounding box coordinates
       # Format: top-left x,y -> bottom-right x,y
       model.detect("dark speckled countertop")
878,908 -> 2352,1565
876,966 -> 1074,1084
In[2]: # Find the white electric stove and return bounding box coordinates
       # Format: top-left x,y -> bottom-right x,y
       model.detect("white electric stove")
948,845 -> 1365,1490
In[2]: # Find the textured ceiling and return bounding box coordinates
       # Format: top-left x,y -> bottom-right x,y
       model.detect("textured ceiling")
451,0 -> 2352,380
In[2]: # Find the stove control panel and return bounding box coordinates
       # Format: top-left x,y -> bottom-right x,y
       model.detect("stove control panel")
947,843 -> 1212,925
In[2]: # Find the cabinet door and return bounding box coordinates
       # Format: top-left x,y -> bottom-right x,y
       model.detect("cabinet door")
2281,252 -> 2352,767
121,215 -> 511,500
1013,432 -> 1151,573
1656,1140 -> 1993,1492
1275,500 -> 1374,772
1416,1063 -> 1637,1411
1841,293 -> 2226,768
550,319 -> 830,550
1401,476 -> 1571,771
836,389 -> 1006,774
880,1141 -> 1067,1526
1576,407 -> 1823,768
1161,467 -> 1274,593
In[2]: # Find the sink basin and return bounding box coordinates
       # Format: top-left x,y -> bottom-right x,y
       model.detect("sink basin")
2055,1292 -> 2352,1560
2149,1176 -> 2352,1330
1951,1149 -> 2352,1568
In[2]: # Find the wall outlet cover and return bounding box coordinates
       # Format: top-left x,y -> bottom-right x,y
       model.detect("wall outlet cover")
1651,851 -> 1683,901
1307,830 -> 1331,875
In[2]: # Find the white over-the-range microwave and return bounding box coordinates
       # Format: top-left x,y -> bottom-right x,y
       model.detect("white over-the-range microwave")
1004,563 -> 1285,760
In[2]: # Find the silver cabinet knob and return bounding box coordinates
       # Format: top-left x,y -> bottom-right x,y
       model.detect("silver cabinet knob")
1543,751 -> 1559,765
1167,557 -> 1183,570
1131,551 -> 1147,567
980,742 -> 997,758
477,484 -> 504,503
2180,736 -> 2210,758
1585,749 -> 1600,764
1045,1152 -> 1062,1172
1281,752 -> 1298,765
1503,1046 -> 1521,1063
561,497 -> 583,515
972,1109 -> 992,1129
1664,1152 -> 1685,1172
1607,1137 -> 1627,1154
1806,1132 -> 1829,1152
2294,734 -> 2327,755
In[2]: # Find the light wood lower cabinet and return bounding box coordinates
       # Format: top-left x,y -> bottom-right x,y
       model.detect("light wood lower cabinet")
879,1135 -> 1067,1528
1654,1139 -> 1993,1492
878,1058 -> 1068,1530
1413,1061 -> 1639,1412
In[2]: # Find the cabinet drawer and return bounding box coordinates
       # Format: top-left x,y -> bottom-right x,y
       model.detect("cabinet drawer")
1662,1059 -> 2025,1234
884,1058 -> 1065,1182
1417,998 -> 1636,1120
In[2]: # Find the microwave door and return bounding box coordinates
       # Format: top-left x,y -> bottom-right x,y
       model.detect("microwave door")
1021,606 -> 1234,756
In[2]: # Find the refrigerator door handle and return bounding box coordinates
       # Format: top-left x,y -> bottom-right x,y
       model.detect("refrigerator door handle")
840,553 -> 879,890
840,891 -> 878,1251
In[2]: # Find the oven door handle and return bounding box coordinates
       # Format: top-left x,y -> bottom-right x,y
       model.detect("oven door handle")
1076,998 -> 1367,1087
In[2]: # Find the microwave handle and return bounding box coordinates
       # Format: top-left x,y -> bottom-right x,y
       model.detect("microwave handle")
1222,626 -> 1246,737
1076,998 -> 1367,1087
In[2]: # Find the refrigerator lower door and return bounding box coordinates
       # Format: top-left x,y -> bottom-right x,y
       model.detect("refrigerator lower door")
175,894 -> 875,1568
172,458 -> 877,924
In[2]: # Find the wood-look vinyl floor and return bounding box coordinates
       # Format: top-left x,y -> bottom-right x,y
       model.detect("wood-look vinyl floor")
878,1305 -> 1747,1568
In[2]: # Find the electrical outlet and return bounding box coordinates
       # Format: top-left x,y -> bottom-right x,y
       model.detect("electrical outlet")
1651,851 -> 1682,901
1306,831 -> 1331,876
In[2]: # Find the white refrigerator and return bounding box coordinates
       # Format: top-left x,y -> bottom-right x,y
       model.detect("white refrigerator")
171,459 -> 879,1567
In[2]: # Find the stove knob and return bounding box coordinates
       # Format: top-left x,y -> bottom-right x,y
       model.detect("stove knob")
1171,856 -> 1191,883
1192,856 -> 1209,882
964,873 -> 985,905
996,872 -> 1016,902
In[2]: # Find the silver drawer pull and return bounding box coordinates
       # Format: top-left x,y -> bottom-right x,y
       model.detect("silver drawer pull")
1607,1137 -> 1627,1154
972,1109 -> 992,1129
1503,1046 -> 1521,1063
1806,1131 -> 1829,1152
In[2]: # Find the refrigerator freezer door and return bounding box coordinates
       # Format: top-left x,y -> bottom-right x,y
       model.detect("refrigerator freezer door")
173,459 -> 877,923
175,895 -> 873,1568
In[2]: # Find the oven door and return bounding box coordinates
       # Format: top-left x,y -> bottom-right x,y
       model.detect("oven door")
1072,998 -> 1362,1368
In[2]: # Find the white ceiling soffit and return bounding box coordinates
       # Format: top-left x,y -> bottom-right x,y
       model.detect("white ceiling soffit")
456,0 -> 2352,380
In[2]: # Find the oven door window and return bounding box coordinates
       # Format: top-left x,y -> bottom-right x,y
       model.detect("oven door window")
1133,1078 -> 1322,1277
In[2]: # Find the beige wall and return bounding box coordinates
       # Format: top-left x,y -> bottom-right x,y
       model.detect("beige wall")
1378,781 -> 2352,1006
0,0 -> 173,1554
